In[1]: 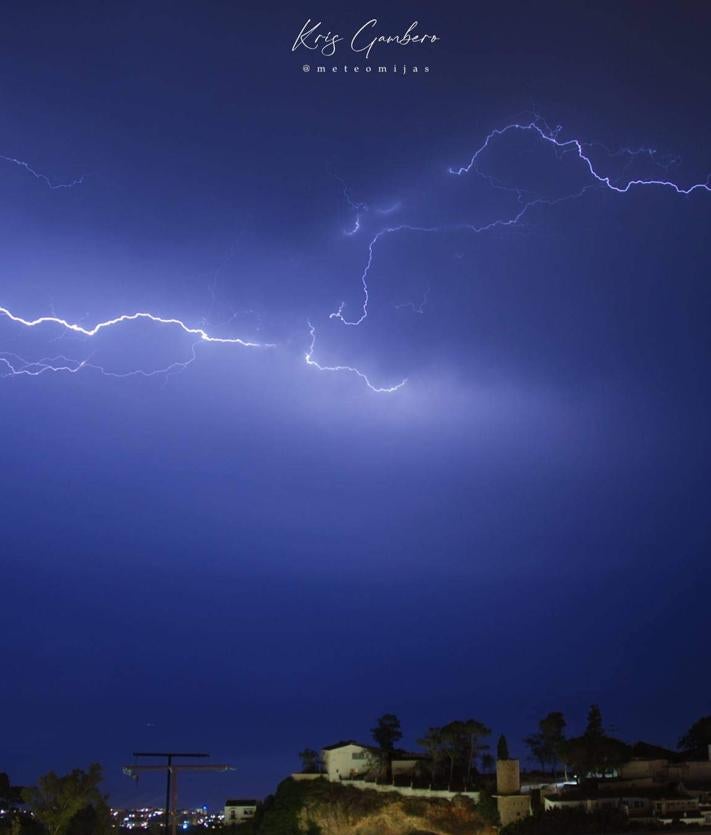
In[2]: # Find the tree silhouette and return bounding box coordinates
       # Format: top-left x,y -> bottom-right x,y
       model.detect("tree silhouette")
525,712 -> 567,773
560,706 -> 630,779
22,764 -> 107,835
679,716 -> 711,753
298,749 -> 321,774
371,713 -> 402,782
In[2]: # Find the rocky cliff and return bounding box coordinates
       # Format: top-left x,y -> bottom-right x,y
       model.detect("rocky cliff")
253,778 -> 496,835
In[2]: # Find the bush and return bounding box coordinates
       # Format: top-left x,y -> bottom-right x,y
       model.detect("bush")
475,789 -> 499,826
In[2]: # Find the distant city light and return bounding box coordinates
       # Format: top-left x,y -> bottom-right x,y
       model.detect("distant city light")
110,807 -> 223,831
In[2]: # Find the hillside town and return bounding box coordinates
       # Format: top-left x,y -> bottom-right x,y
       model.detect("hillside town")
287,736 -> 711,829
3,709 -> 711,834
276,709 -> 711,832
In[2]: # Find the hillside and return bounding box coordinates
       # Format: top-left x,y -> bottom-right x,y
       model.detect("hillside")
250,778 -> 497,835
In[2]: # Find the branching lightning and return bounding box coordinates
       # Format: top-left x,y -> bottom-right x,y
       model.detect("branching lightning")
2,117 -> 710,393
329,118 -> 710,336
304,322 -> 406,393
336,174 -> 404,236
0,345 -> 201,379
336,176 -> 369,236
329,225 -> 439,327
0,155 -> 85,189
0,353 -> 89,377
0,306 -> 272,379
447,119 -> 711,194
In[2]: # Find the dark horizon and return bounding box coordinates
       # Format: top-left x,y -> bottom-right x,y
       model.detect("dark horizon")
2,0 -> 710,809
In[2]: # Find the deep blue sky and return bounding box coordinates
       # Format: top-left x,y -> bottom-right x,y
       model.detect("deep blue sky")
1,0 -> 710,808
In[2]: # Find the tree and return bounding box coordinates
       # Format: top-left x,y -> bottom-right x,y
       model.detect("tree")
679,716 -> 711,752
525,712 -> 567,773
371,713 -> 402,751
462,720 -> 491,786
66,801 -> 112,835
559,706 -> 630,779
0,774 -> 33,835
22,764 -> 106,835
525,732 -> 546,771
476,788 -> 500,826
481,753 -> 495,773
417,727 -> 446,786
497,735 -> 510,760
419,720 -> 490,788
585,705 -> 603,739
439,723 -> 463,786
371,714 -> 402,782
0,773 -> 24,808
298,749 -> 321,774
541,712 -> 566,758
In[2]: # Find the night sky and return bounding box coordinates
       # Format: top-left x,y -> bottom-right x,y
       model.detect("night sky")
2,0 -> 711,808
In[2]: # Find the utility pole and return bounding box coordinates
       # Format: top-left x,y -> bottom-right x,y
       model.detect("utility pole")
123,752 -> 232,835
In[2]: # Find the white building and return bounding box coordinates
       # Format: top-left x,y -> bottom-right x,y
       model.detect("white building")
319,740 -> 428,782
321,741 -> 377,781
543,784 -> 705,819
223,800 -> 258,826
618,749 -> 711,785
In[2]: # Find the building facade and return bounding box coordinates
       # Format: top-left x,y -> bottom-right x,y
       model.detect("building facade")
321,741 -> 377,781
223,800 -> 258,826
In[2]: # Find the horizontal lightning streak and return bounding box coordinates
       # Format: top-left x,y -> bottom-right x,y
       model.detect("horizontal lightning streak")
2,118 -> 709,393
447,120 -> 711,195
0,306 -> 273,348
0,345 -> 201,379
0,307 -> 272,379
304,322 -> 406,393
0,353 -> 88,376
331,120 -> 710,330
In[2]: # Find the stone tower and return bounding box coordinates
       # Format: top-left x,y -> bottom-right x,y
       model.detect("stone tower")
495,759 -> 531,827
496,758 -> 520,795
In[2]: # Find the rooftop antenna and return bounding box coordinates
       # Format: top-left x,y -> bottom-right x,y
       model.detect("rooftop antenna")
122,752 -> 233,835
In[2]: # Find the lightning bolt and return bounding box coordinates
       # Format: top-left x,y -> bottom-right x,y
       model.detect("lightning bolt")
447,119 -> 711,194
336,175 -> 403,236
395,283 -> 430,315
0,346 -> 200,379
0,306 -> 272,347
330,225 -> 439,326
328,187 -> 594,327
330,118 -> 710,329
0,306 -> 273,379
3,117 -> 710,394
304,322 -> 406,393
335,175 -> 368,236
0,353 -> 89,377
0,155 -> 85,189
